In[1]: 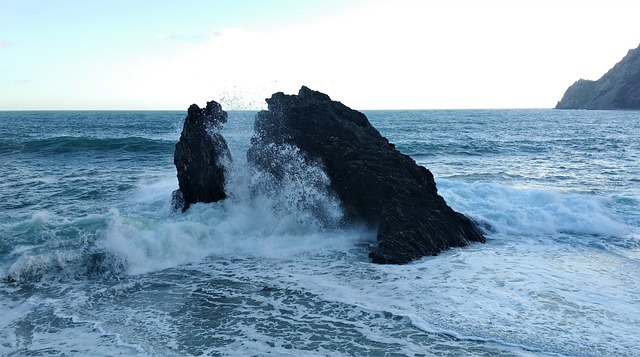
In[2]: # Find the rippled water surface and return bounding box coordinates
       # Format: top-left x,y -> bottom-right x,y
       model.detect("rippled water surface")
1,109 -> 639,356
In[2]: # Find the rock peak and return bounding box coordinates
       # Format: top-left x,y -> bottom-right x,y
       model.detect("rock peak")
186,101 -> 227,128
556,44 -> 640,110
298,85 -> 332,102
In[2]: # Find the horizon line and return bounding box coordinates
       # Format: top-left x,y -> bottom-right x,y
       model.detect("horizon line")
0,107 -> 557,112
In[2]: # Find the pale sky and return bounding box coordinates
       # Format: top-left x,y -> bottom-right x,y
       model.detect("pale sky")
1,0 -> 639,110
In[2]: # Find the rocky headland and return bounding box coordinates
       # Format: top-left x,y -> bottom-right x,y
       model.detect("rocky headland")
556,44 -> 640,110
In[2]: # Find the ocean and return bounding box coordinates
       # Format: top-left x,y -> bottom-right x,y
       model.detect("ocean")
0,109 -> 638,356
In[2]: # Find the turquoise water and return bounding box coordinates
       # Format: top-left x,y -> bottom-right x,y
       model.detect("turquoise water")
1,109 -> 639,356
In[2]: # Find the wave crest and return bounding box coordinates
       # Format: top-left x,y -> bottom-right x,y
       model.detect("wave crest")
2,136 -> 173,155
438,180 -> 632,239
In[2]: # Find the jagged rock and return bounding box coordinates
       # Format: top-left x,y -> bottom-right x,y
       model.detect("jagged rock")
248,86 -> 485,264
556,44 -> 640,110
173,101 -> 231,211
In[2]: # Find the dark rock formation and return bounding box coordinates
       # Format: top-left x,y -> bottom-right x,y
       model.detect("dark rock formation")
556,44 -> 640,110
173,101 -> 231,211
248,86 -> 485,264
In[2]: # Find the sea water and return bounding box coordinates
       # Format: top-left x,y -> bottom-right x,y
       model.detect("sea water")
0,109 -> 638,356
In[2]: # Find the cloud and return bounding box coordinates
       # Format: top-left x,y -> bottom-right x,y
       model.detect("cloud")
105,0 -> 640,110
155,34 -> 209,43
108,28 -> 301,109
0,40 -> 24,49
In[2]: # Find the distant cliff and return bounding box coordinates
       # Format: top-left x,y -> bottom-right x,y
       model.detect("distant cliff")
556,44 -> 640,110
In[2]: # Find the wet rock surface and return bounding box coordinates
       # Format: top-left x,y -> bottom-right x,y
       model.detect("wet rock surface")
173,100 -> 230,211
248,86 -> 485,264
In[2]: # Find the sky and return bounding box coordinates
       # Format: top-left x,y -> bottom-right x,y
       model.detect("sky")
1,0 -> 639,110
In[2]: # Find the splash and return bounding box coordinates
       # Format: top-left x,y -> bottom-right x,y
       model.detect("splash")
100,142 -> 365,275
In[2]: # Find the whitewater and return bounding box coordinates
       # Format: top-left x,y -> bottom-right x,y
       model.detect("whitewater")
0,109 -> 638,356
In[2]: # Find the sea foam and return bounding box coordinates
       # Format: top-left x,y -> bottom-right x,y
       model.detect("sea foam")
100,144 -> 369,275
437,179 -> 631,238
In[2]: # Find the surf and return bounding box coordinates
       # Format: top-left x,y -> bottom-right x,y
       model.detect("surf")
2,109 -> 640,356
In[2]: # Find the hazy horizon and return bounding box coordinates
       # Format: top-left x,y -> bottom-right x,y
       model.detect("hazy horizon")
0,106 -> 576,112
